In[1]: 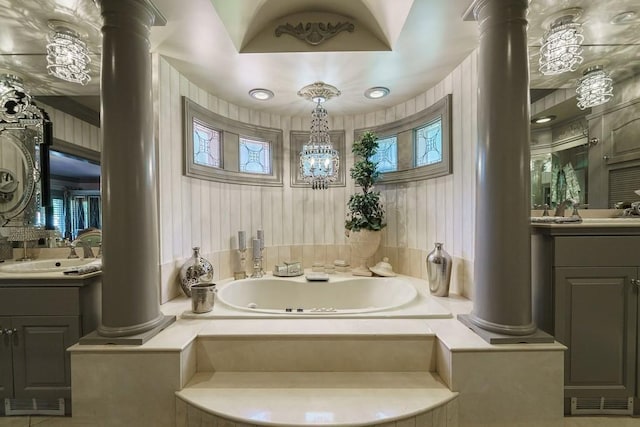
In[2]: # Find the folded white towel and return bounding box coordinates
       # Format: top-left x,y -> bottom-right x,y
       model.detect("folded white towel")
63,260 -> 102,275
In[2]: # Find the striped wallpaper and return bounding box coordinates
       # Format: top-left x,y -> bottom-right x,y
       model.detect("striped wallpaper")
155,50 -> 479,303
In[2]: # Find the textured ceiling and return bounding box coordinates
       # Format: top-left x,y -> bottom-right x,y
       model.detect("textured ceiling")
0,0 -> 639,118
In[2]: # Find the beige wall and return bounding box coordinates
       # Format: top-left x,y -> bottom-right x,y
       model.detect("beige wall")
155,51 -> 478,302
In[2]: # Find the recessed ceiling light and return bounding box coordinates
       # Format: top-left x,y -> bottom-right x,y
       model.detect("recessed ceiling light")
532,115 -> 556,124
364,87 -> 390,99
248,88 -> 274,101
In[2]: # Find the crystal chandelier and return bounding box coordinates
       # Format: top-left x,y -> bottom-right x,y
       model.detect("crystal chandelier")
0,72 -> 31,123
46,21 -> 91,85
539,14 -> 584,75
298,82 -> 340,190
576,66 -> 614,110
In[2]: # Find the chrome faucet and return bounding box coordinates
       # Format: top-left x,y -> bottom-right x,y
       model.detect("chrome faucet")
72,240 -> 95,258
554,198 -> 576,217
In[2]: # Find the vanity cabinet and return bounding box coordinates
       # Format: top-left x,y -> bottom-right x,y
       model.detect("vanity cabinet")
532,226 -> 640,414
0,276 -> 100,415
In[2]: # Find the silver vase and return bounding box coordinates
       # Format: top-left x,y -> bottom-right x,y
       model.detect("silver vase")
179,247 -> 214,297
426,242 -> 452,297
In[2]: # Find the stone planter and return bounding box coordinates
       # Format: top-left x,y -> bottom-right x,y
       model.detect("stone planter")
347,229 -> 382,276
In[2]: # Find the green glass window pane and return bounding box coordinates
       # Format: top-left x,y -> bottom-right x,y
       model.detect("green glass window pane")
240,137 -> 271,174
415,119 -> 442,167
369,136 -> 398,173
193,120 -> 221,168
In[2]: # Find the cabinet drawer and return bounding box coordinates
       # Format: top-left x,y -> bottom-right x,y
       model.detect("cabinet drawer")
554,236 -> 640,267
0,288 -> 80,316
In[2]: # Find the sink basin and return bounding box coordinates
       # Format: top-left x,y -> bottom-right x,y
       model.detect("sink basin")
0,258 -> 96,274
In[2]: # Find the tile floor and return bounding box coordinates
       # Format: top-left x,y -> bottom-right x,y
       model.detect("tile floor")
0,415 -> 640,426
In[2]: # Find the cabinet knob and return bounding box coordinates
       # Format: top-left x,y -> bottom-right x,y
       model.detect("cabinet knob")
632,279 -> 639,288
4,328 -> 16,336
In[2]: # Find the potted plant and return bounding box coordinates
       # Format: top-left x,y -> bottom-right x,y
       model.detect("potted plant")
345,131 -> 386,276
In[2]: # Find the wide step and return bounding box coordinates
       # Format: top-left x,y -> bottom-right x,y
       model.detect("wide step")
176,371 -> 458,426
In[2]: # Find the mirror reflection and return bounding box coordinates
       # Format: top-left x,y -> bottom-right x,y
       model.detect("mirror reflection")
48,140 -> 101,241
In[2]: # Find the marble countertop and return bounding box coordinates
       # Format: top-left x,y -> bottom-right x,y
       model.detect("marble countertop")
70,273 -> 566,354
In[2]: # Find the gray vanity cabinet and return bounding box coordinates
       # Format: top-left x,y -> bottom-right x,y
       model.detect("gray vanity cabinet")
554,266 -> 638,399
0,277 -> 100,415
532,228 -> 640,414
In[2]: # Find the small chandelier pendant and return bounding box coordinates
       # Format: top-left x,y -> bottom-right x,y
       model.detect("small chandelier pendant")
46,20 -> 91,86
298,82 -> 341,190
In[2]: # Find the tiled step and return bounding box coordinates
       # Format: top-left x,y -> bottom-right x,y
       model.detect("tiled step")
194,319 -> 437,372
176,371 -> 458,427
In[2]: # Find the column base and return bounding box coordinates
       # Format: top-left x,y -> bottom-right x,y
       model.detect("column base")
79,315 -> 176,345
458,314 -> 554,344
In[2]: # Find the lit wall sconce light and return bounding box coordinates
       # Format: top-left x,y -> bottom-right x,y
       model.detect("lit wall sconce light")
576,66 -> 614,110
539,10 -> 584,75
46,20 -> 91,85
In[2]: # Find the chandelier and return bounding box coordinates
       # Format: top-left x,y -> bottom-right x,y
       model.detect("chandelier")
46,21 -> 91,85
298,82 -> 340,190
539,13 -> 583,75
576,66 -> 614,110
0,72 -> 31,123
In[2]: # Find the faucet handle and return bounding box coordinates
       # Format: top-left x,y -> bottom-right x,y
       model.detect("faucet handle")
542,204 -> 549,217
571,203 -> 581,218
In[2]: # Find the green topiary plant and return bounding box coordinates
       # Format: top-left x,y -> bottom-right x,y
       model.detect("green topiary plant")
345,131 -> 386,232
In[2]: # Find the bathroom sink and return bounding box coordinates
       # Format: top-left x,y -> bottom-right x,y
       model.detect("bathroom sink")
0,258 -> 96,274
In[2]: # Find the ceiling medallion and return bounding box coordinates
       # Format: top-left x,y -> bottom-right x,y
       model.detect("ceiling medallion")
275,22 -> 354,46
297,81 -> 341,103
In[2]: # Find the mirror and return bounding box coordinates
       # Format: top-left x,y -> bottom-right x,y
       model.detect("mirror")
530,69 -> 640,210
0,106 -> 48,227
47,138 -> 101,240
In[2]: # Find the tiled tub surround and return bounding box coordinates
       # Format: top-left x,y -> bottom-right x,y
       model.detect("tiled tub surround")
69,276 -> 565,427
161,244 -> 474,303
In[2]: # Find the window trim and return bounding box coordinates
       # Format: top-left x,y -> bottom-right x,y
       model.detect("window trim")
355,94 -> 452,184
183,96 -> 283,187
289,130 -> 346,188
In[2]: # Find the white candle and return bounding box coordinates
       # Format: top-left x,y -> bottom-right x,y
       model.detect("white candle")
238,231 -> 246,250
253,239 -> 261,259
257,229 -> 264,249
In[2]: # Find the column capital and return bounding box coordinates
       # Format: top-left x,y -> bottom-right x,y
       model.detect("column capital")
95,0 -> 166,26
463,0 -> 528,22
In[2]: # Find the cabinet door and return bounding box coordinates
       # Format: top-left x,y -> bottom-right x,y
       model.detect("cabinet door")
0,317 -> 14,400
11,316 -> 79,400
555,267 -> 638,399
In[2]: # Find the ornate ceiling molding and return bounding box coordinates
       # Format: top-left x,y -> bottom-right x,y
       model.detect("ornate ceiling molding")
275,21 -> 354,46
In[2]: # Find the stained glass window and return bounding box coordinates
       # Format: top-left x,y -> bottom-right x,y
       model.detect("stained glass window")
193,120 -> 221,168
415,119 -> 442,167
369,136 -> 398,173
239,137 -> 271,174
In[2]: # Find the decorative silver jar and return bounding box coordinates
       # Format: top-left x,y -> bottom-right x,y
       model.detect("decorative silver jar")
426,242 -> 452,297
179,247 -> 214,297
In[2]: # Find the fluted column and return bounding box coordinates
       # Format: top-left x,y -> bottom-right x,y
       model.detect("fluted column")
91,0 -> 172,341
461,0 -> 541,340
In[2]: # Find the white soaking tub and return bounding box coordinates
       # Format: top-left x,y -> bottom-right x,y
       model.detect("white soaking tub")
216,277 -> 417,315
181,274 -> 452,319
